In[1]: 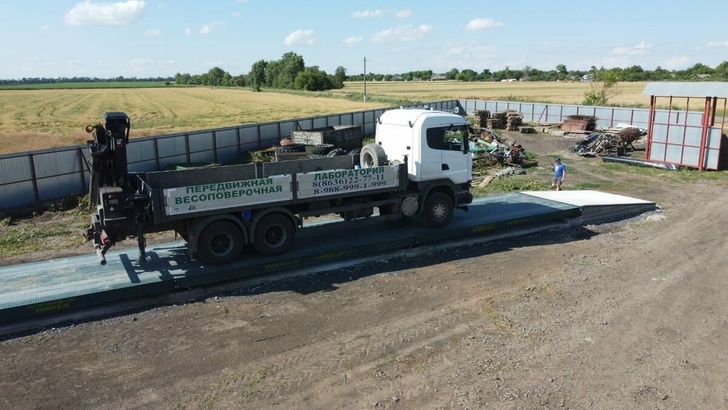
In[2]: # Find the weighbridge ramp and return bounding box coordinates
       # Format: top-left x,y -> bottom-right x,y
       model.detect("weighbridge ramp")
0,190 -> 655,333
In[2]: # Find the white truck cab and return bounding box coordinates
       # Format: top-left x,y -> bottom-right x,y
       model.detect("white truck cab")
364,108 -> 472,185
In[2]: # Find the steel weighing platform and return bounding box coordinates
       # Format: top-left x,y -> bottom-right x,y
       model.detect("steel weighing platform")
0,191 -> 655,331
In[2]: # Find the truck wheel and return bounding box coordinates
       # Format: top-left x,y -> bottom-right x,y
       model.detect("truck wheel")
424,192 -> 454,228
254,213 -> 295,256
312,144 -> 334,155
198,221 -> 244,264
327,148 -> 347,157
360,143 -> 386,168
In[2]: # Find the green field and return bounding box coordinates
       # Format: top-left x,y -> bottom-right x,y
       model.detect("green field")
0,81 -> 654,154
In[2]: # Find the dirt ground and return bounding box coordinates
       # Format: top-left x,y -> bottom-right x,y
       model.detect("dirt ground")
2,131 -> 728,409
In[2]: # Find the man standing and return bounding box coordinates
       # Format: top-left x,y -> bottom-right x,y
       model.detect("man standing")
552,158 -> 565,190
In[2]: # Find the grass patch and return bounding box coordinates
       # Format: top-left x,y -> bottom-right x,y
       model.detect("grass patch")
0,225 -> 73,254
474,175 -> 552,196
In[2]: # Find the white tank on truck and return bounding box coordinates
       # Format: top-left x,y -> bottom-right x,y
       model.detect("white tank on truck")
83,108 -> 473,265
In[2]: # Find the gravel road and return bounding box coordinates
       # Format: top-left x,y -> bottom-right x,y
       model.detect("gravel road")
1,131 -> 727,409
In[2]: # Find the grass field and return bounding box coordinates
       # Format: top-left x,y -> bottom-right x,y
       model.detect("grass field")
0,80 -> 688,155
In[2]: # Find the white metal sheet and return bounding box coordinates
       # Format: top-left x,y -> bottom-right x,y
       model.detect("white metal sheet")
520,190 -> 654,207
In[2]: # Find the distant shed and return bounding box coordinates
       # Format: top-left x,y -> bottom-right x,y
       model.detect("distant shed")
642,82 -> 728,170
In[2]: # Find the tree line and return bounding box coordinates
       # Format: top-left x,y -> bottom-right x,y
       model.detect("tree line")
0,76 -> 173,86
3,54 -> 727,90
174,52 -> 346,92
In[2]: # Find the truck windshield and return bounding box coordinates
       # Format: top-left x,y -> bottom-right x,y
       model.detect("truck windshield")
426,125 -> 467,151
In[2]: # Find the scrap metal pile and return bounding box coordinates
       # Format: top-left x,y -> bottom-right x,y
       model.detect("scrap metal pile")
561,115 -> 597,132
570,126 -> 646,157
470,127 -> 528,165
468,127 -> 534,188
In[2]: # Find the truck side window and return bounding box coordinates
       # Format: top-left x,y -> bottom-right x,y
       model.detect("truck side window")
426,126 -> 466,151
426,127 -> 445,150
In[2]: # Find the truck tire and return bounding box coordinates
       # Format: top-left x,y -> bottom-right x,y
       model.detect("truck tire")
254,213 -> 295,256
311,144 -> 334,155
423,192 -> 454,228
348,148 -> 362,166
197,220 -> 244,264
360,143 -> 386,168
327,148 -> 347,157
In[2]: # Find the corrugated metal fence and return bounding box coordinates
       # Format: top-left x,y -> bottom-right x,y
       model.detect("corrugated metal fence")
3,99 -> 718,212
462,100 -> 654,130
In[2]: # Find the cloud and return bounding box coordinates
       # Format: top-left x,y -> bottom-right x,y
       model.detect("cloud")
199,21 -> 225,35
440,42 -> 498,69
395,10 -> 412,18
352,9 -> 382,18
611,41 -> 651,56
64,0 -> 146,26
372,24 -> 433,43
464,18 -> 504,31
145,28 -> 160,36
40,25 -> 51,31
284,29 -> 315,46
706,40 -> 728,48
662,55 -> 691,70
342,36 -> 363,47
184,27 -> 191,35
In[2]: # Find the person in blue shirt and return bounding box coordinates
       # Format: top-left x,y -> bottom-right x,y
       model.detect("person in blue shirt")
551,158 -> 565,190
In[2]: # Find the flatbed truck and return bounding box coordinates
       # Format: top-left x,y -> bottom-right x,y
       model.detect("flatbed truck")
84,108 -> 474,265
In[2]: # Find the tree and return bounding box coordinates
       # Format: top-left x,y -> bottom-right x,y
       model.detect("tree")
207,67 -> 226,86
478,69 -> 492,81
332,66 -> 347,89
294,67 -> 334,91
445,68 -> 459,80
556,64 -> 568,80
231,75 -> 246,87
249,60 -> 267,92
714,61 -> 728,80
456,69 -> 477,81
273,52 -> 305,89
583,68 -> 620,106
522,65 -> 532,81
264,60 -> 280,87
175,72 -> 192,85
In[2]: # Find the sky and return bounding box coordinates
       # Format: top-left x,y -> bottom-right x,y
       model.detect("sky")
1,0 -> 727,80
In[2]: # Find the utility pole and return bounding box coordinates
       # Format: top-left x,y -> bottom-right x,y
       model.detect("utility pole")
363,56 -> 367,102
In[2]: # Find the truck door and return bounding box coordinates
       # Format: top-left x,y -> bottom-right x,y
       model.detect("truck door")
424,125 -> 471,184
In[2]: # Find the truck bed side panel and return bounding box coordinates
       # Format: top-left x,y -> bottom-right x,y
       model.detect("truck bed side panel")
164,174 -> 294,217
152,161 -> 407,221
297,166 -> 400,199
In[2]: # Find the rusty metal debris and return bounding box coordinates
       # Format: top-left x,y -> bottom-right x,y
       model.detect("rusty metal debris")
603,156 -> 679,170
468,125 -> 537,187
570,127 -> 646,157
